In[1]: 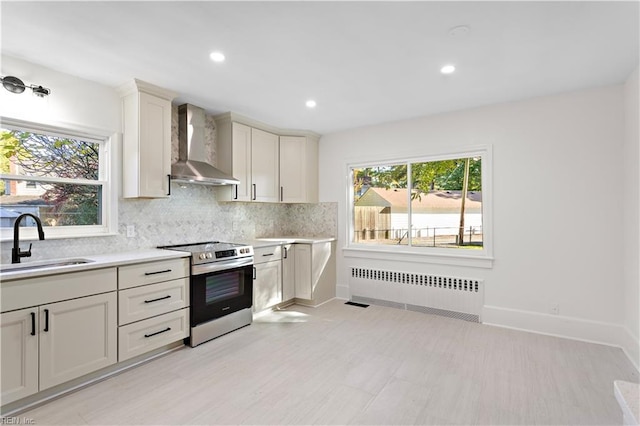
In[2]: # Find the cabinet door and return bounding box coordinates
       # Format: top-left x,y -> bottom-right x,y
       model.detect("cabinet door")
282,244 -> 295,302
232,122 -> 253,201
251,128 -> 280,202
39,292 -> 117,390
279,136 -> 307,203
253,261 -> 282,312
294,244 -> 312,300
1,308 -> 38,405
137,92 -> 172,197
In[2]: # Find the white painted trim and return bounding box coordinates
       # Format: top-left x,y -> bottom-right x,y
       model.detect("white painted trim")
336,284 -> 350,300
343,246 -> 493,268
213,111 -> 321,140
0,118 -> 118,241
621,326 -> 640,372
483,305 -> 640,373
115,78 -> 177,101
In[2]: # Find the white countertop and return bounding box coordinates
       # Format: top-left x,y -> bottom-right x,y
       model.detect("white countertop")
248,236 -> 336,248
0,237 -> 335,281
0,249 -> 190,282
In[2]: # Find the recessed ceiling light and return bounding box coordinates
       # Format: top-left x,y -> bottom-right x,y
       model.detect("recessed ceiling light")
305,100 -> 317,108
440,65 -> 456,75
448,25 -> 470,39
209,51 -> 225,63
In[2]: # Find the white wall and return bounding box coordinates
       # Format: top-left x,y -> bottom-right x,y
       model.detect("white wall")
0,55 -> 121,133
319,85 -> 633,358
622,67 -> 639,368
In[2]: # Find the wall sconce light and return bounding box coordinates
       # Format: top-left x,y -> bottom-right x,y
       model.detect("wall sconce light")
1,76 -> 51,97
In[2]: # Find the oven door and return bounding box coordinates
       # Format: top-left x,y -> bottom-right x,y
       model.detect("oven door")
190,257 -> 253,327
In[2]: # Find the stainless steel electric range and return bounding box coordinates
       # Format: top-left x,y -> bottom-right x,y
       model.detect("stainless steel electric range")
159,241 -> 254,347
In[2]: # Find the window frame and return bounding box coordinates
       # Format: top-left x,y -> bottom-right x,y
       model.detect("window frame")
344,145 -> 493,268
0,117 -> 118,241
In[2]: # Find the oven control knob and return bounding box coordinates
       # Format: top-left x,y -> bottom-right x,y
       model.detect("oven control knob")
199,253 -> 206,260
206,252 -> 213,259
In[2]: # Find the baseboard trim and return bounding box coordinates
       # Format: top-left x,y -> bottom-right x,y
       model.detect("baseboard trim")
620,326 -> 640,372
336,284 -> 350,300
293,297 -> 338,308
483,305 -> 639,372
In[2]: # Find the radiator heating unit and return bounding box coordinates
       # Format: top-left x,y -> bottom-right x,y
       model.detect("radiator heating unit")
349,267 -> 483,322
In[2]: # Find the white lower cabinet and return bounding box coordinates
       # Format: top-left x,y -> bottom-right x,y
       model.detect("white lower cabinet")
1,308 -> 38,405
118,309 -> 188,362
1,258 -> 192,411
282,244 -> 295,302
118,278 -> 189,325
117,259 -> 190,362
253,245 -> 282,312
39,293 -> 117,390
293,241 -> 336,306
0,292 -> 117,405
294,244 -> 313,300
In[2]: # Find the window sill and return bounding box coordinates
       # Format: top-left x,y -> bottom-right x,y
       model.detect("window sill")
1,227 -> 118,243
343,245 -> 494,269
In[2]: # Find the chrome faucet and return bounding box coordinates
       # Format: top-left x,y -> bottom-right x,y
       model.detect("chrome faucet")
12,213 -> 45,264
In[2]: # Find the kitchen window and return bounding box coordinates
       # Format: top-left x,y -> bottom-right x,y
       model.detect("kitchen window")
0,118 -> 117,240
346,146 -> 492,267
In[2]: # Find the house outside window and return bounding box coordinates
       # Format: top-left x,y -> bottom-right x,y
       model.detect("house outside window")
0,119 -> 116,239
348,147 -> 492,263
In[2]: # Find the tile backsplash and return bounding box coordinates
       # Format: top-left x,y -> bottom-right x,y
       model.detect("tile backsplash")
1,183 -> 337,262
0,106 -> 336,263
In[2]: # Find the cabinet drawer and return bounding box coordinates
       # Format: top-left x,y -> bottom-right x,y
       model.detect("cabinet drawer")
118,258 -> 189,289
253,245 -> 282,264
118,309 -> 188,362
118,278 -> 189,325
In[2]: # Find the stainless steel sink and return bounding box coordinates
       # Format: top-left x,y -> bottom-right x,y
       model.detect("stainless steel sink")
0,258 -> 94,274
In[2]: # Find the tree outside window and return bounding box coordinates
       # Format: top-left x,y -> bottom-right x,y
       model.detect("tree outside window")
352,156 -> 482,249
1,126 -> 104,229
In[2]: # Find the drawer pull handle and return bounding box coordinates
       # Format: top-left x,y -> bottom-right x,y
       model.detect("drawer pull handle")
43,309 -> 49,332
144,327 -> 171,338
30,312 -> 36,336
144,269 -> 172,276
262,253 -> 274,257
144,295 -> 171,304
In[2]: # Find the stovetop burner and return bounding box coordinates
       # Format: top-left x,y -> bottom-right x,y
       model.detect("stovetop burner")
159,241 -> 254,265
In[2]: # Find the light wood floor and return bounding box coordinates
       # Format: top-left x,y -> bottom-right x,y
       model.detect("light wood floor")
19,299 -> 639,425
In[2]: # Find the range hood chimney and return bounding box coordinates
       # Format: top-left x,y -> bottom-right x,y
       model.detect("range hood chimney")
171,104 -> 239,186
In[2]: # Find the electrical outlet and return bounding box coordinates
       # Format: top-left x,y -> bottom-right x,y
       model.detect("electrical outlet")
126,225 -> 135,238
550,303 -> 559,315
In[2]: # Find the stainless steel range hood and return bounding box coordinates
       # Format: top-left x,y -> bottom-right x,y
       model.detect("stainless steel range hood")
171,104 -> 239,186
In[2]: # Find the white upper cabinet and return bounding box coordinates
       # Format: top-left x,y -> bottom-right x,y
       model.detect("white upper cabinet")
231,123 -> 252,201
280,136 -> 318,203
215,112 -> 319,203
251,128 -> 280,202
118,79 -> 177,198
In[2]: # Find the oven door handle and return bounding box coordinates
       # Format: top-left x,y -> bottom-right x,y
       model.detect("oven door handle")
191,256 -> 254,275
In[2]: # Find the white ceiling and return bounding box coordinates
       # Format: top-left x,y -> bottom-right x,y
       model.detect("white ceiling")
1,1 -> 638,135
